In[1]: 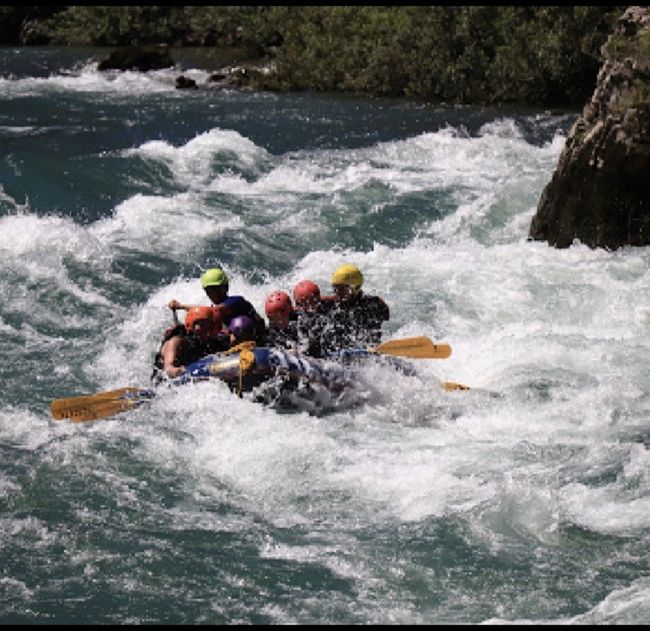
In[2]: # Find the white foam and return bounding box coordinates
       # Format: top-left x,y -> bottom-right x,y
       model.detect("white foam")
0,212 -> 115,329
124,128 -> 271,189
0,61 -> 184,97
89,191 -> 243,260
560,443 -> 650,536
485,577 -> 650,624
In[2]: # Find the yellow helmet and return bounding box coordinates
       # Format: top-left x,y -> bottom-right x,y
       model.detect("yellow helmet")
332,263 -> 363,288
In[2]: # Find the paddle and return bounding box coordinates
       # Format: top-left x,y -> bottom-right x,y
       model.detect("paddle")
50,387 -> 155,423
373,336 -> 451,359
51,309 -> 180,421
49,308 -> 185,423
374,339 -> 469,390
339,337 -> 468,390
442,381 -> 470,391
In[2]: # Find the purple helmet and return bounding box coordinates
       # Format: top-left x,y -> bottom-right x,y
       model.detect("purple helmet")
229,315 -> 256,341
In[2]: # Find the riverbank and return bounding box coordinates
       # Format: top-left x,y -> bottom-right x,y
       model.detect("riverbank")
1,6 -> 623,107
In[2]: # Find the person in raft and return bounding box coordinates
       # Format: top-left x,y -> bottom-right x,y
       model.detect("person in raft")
292,279 -> 336,315
152,305 -> 232,381
289,279 -> 336,358
319,263 -> 390,355
227,314 -> 258,345
263,290 -> 300,351
168,267 -> 266,344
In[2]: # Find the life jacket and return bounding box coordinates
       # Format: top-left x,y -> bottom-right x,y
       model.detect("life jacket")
151,324 -> 231,382
334,293 -> 388,326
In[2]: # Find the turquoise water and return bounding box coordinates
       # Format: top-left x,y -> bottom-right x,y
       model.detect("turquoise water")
1,47 -> 649,624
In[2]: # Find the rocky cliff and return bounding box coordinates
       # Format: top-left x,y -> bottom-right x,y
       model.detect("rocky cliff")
529,6 -> 650,249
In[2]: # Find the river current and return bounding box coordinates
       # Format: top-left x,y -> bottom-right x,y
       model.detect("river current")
1,47 -> 648,624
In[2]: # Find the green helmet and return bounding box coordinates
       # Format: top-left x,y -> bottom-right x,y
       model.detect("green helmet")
201,268 -> 228,289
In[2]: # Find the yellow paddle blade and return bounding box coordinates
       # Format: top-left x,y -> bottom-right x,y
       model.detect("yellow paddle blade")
374,336 -> 452,359
442,381 -> 470,391
50,387 -> 149,423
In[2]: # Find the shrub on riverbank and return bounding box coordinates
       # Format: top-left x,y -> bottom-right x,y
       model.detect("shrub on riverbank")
0,5 -> 624,106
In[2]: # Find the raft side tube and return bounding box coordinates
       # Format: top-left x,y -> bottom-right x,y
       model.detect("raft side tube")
184,347 -> 354,390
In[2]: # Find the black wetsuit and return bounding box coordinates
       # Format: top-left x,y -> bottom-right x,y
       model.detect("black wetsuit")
308,293 -> 389,356
293,300 -> 336,358
264,312 -> 300,351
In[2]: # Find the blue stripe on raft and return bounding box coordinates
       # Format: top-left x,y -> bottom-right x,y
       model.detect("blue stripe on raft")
184,354 -> 241,379
182,347 -> 355,389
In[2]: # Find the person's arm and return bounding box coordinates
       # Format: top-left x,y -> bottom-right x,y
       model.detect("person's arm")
159,336 -> 187,378
168,301 -> 224,323
362,296 -> 389,322
167,299 -> 190,311
377,296 -> 389,321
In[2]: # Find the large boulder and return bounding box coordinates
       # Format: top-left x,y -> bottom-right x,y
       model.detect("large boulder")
529,6 -> 650,249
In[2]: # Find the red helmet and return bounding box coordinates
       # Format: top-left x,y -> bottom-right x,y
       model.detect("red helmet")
293,280 -> 321,309
184,306 -> 222,337
265,291 -> 293,318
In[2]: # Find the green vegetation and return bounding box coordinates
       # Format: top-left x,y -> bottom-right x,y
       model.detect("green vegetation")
0,5 -> 625,106
605,16 -> 650,65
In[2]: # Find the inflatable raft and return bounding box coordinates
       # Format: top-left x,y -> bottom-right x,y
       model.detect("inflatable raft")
50,337 -> 459,423
180,344 -> 356,395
